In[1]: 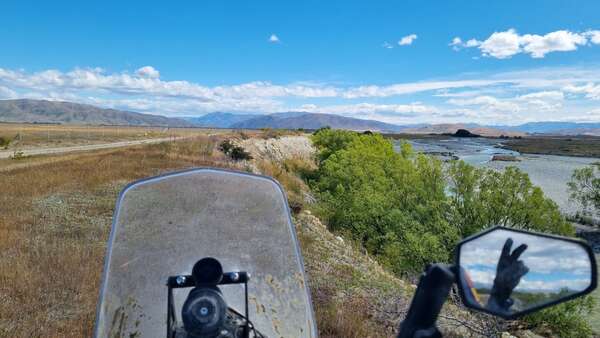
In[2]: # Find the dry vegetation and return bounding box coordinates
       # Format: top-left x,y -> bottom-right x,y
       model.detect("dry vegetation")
0,133 -> 250,337
501,135 -> 600,158
0,123 -> 227,150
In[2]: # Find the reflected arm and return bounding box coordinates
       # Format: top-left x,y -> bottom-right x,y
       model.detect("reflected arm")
486,238 -> 529,314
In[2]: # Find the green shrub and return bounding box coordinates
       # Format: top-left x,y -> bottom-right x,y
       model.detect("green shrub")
218,140 -> 252,161
228,146 -> 252,160
524,296 -> 595,338
447,161 -> 574,238
218,139 -> 235,154
312,126 -> 331,135
568,162 -> 600,218
0,136 -> 11,149
311,131 -> 458,272
311,128 -> 359,163
10,150 -> 27,160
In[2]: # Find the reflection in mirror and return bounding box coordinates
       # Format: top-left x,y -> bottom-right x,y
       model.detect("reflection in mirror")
458,228 -> 593,317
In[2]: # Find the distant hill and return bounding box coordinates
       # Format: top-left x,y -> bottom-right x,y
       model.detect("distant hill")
496,122 -> 600,136
0,99 -> 192,127
269,111 -> 309,119
230,112 -> 405,132
552,127 -> 600,136
183,112 -> 261,128
186,112 -> 599,136
402,123 -> 525,137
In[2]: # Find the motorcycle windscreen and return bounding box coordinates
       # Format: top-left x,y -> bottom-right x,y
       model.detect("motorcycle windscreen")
94,169 -> 317,338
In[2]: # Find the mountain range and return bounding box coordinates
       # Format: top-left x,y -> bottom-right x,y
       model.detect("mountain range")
495,121 -> 600,135
183,112 -> 263,128
229,112 -> 405,132
1,99 -> 598,136
0,99 -> 192,127
185,112 -> 598,136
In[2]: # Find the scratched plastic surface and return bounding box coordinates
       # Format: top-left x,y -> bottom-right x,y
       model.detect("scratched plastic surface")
94,169 -> 316,338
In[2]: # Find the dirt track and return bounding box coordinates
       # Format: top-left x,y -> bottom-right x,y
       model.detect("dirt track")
0,137 -> 181,159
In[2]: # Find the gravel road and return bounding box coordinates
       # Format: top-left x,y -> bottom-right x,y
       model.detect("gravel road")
0,137 -> 181,159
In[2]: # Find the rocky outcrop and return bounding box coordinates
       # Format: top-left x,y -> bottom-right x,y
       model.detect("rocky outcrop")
453,129 -> 481,138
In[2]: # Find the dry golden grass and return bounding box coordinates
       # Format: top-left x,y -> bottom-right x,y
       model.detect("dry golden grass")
0,123 -> 228,150
315,295 -> 389,338
0,134 -> 247,337
256,157 -> 315,213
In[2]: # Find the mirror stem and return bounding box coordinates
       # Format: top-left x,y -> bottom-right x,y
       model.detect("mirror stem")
398,264 -> 456,338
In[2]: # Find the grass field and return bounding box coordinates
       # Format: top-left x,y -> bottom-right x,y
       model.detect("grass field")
501,135 -> 600,158
0,133 -> 250,337
0,123 -> 230,150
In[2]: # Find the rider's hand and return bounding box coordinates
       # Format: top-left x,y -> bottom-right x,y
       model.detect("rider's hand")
487,238 -> 529,313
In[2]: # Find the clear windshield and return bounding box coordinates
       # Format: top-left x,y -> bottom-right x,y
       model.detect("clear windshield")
94,169 -> 316,338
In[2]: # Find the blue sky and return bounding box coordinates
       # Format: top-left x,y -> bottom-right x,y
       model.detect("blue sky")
1,0 -> 600,124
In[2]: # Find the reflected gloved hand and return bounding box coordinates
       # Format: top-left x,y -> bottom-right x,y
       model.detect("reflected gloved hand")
487,238 -> 529,313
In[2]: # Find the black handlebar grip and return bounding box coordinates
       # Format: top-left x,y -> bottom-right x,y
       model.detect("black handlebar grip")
398,264 -> 456,338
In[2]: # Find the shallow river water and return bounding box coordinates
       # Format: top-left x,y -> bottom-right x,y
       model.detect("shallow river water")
401,137 -> 598,216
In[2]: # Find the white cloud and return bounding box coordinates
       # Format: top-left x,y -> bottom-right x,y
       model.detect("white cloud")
585,30 -> 600,44
520,30 -> 587,58
296,102 -> 438,125
1,66 -> 599,124
446,90 -> 566,122
517,91 -> 564,112
269,34 -> 280,43
517,90 -> 564,101
5,66 -> 600,103
563,83 -> 600,100
450,37 -> 481,51
581,108 -> 600,122
464,39 -> 481,47
455,29 -> 597,59
435,89 -> 488,98
136,66 -> 160,79
398,34 -> 417,46
519,278 -> 590,292
382,41 -> 394,49
479,29 -> 523,59
449,37 -> 463,51
0,67 -> 342,100
448,95 -> 520,113
341,79 -> 497,99
0,86 -> 17,99
300,102 -> 435,115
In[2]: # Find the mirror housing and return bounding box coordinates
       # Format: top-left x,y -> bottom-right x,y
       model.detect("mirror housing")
455,226 -> 597,319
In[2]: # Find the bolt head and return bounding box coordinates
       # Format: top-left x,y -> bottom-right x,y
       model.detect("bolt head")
176,275 -> 186,285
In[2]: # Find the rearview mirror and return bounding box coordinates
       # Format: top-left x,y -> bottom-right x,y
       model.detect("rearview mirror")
456,226 -> 597,319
